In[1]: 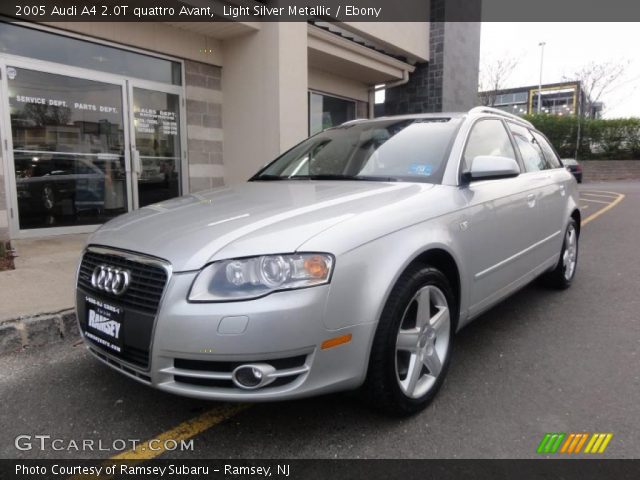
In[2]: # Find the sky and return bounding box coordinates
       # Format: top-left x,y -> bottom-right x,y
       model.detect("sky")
480,23 -> 640,118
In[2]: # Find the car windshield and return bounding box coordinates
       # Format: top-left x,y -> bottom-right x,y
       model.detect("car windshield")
251,118 -> 461,184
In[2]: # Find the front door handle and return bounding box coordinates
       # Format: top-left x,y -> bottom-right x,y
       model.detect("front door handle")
527,193 -> 536,208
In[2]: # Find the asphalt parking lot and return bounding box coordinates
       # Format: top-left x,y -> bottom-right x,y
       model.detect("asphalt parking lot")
1,181 -> 639,460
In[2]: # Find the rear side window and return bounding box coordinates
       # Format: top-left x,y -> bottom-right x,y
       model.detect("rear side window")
508,123 -> 550,172
531,131 -> 562,169
462,119 -> 516,171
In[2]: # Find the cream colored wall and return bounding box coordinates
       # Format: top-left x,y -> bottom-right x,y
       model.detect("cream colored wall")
44,22 -> 223,66
222,23 -> 308,185
343,22 -> 429,62
308,68 -> 369,102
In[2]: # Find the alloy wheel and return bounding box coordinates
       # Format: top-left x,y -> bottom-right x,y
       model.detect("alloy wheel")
563,225 -> 578,281
395,285 -> 451,399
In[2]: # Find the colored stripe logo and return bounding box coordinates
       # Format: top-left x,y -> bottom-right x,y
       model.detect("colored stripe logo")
537,433 -> 613,454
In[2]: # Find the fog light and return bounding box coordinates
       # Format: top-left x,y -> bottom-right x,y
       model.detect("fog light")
231,364 -> 276,389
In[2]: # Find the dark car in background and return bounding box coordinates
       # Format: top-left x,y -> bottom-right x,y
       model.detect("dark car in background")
561,158 -> 583,183
15,155 -> 108,216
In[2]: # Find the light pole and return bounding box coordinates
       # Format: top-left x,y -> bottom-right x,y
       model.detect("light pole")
537,41 -> 546,114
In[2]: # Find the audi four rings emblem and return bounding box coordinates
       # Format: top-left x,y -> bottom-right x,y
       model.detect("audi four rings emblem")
91,265 -> 131,295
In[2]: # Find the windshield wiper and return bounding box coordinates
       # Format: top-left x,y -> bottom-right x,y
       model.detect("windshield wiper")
249,175 -> 289,181
251,174 -> 400,182
307,174 -> 396,181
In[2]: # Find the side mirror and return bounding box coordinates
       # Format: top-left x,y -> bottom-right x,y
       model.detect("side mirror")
465,155 -> 520,181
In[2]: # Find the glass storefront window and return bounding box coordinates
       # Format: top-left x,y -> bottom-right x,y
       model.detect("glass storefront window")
9,67 -> 127,229
309,92 -> 356,135
0,22 -> 181,85
132,87 -> 181,207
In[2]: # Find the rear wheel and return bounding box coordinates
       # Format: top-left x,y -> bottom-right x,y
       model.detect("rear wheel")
543,219 -> 579,289
363,266 -> 456,416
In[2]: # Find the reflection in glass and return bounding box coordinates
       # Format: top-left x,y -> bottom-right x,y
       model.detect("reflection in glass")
9,67 -> 127,229
0,22 -> 181,85
309,92 -> 356,135
256,118 -> 462,184
133,88 -> 181,207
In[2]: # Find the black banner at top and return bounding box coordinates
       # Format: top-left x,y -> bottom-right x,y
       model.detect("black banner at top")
2,0 -> 640,22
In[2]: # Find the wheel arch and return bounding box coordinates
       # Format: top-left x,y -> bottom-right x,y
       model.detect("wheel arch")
411,249 -> 460,308
571,208 -> 581,236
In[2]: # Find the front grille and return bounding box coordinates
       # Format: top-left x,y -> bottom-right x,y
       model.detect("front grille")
89,347 -> 152,383
119,345 -> 150,369
78,249 -> 168,315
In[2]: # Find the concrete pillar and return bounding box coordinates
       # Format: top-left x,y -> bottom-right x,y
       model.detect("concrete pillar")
223,23 -> 308,185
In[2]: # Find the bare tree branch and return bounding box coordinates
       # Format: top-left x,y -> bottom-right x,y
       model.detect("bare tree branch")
478,56 -> 520,106
563,60 -> 630,117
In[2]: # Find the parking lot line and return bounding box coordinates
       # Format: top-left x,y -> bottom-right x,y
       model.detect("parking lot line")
110,403 -> 249,460
102,189 -> 623,464
581,198 -> 613,204
581,191 -> 625,226
581,192 -> 619,199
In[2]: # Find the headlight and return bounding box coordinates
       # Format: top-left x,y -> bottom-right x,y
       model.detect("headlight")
188,253 -> 334,302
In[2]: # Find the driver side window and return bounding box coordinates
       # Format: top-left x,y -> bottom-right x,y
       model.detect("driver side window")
462,119 -> 517,172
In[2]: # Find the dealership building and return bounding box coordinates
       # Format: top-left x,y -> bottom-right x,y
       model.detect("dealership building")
0,18 -> 479,240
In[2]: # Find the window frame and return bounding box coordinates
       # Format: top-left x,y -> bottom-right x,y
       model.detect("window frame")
458,117 -> 523,182
308,90 -> 358,136
505,121 -> 553,173
530,129 -> 563,169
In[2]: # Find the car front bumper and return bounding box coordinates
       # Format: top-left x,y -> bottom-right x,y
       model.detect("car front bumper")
78,266 -> 376,401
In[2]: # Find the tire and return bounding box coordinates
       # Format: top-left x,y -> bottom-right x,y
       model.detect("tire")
543,218 -> 579,289
363,265 -> 457,416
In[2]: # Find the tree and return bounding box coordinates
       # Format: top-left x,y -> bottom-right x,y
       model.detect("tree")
478,56 -> 519,106
563,60 -> 630,117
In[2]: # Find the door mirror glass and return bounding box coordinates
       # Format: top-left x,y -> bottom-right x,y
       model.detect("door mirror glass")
467,155 -> 520,181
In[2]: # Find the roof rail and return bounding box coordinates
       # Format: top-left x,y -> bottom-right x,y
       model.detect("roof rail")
468,106 -> 533,127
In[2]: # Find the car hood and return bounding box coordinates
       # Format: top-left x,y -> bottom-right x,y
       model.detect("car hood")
89,181 -> 433,271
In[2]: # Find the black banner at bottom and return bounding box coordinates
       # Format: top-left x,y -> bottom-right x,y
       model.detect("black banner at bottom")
1,459 -> 639,480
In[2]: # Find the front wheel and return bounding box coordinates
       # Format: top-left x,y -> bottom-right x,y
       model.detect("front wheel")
543,219 -> 579,289
363,266 -> 456,416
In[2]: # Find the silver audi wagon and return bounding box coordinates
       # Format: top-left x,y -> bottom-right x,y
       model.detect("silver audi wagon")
76,107 -> 580,415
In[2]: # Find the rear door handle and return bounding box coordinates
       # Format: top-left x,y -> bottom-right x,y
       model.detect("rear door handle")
527,193 -> 536,208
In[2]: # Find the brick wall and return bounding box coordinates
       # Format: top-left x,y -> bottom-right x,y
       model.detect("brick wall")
581,160 -> 640,182
184,60 -> 224,192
